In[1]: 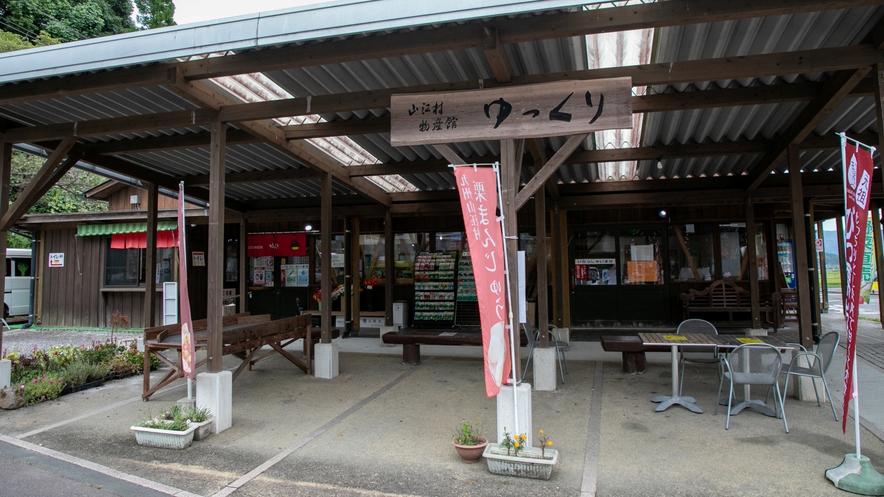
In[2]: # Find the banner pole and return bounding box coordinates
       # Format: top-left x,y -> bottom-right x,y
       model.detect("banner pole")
493,162 -> 520,435
855,359 -> 861,458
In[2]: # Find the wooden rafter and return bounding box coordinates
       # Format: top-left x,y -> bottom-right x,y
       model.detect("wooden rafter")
744,67 -> 871,191
169,73 -> 392,207
483,27 -> 513,83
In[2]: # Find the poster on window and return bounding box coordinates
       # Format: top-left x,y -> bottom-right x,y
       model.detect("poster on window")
281,264 -> 296,287
253,270 -> 265,285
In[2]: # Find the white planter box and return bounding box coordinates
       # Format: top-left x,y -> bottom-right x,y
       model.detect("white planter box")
483,443 -> 558,480
192,417 -> 214,441
131,424 -> 197,449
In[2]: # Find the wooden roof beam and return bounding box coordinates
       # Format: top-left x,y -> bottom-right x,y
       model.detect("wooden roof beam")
0,136 -> 78,231
90,129 -> 258,155
170,73 -> 392,207
282,116 -> 390,140
515,134 -> 585,210
483,27 -> 514,83
179,167 -> 321,186
5,46 -> 879,146
744,67 -> 871,191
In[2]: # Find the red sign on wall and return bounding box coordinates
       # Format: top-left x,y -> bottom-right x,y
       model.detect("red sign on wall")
248,233 -> 306,257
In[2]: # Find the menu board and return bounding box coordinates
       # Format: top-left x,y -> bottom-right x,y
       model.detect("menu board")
412,250 -> 458,324
455,250 -> 480,326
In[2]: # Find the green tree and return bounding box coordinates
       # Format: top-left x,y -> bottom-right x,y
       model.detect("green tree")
134,0 -> 175,29
0,0 -> 140,43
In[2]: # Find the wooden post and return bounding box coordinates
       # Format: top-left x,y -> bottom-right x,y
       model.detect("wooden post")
535,189 -> 549,343
0,140 -> 10,353
321,171 -> 332,343
787,144 -> 813,350
745,195 -> 760,328
385,209 -> 394,327
871,204 -> 884,327
837,216 -> 848,307
239,220 -> 247,313
500,139 -> 521,369
207,121 -> 226,372
817,221 -> 829,313
344,216 -> 352,336
143,181 -> 158,328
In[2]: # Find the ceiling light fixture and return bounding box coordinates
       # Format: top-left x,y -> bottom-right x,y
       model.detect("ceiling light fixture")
657,159 -> 664,170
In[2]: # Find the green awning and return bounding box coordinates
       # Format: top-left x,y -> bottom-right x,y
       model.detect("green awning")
76,220 -> 178,237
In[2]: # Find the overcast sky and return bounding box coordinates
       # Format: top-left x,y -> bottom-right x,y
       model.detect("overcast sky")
174,0 -> 333,25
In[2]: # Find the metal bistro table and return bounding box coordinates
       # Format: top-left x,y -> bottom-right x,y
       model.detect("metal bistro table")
711,335 -> 793,417
638,332 -> 720,413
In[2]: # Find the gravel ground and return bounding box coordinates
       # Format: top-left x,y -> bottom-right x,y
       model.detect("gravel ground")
0,328 -> 139,355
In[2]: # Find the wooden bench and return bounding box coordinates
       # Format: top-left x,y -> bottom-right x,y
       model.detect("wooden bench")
382,330 -> 528,365
142,313 -> 314,401
680,280 -> 781,332
600,335 -> 670,374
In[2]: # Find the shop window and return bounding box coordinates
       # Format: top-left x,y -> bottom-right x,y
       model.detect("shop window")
719,224 -> 745,280
393,233 -> 424,283
573,230 -> 617,286
620,229 -> 663,285
668,224 -> 714,281
104,239 -> 175,287
313,235 -> 346,286
435,231 -> 464,251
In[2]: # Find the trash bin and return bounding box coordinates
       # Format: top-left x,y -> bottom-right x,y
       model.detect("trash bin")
393,301 -> 408,328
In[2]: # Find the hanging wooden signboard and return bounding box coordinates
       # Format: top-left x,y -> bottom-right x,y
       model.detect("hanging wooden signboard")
390,78 -> 632,147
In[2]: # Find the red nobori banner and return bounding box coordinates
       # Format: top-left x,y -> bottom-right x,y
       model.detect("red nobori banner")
176,183 -> 196,380
248,233 -> 306,257
453,166 -> 511,398
841,136 -> 875,433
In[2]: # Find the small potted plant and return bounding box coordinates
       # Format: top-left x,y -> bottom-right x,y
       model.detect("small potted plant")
131,404 -> 212,449
483,428 -> 558,479
452,419 -> 488,464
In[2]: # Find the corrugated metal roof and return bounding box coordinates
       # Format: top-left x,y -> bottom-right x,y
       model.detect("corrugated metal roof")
0,0 -> 595,84
641,6 -> 884,180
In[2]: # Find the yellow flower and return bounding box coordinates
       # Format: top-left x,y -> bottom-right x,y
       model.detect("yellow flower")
514,442 -> 520,448
520,434 -> 526,441
539,429 -> 544,435
547,440 -> 553,446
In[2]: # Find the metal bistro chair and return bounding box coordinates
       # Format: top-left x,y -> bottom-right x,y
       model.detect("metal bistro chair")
522,323 -> 569,384
779,331 -> 841,421
676,319 -> 720,396
715,343 -> 788,433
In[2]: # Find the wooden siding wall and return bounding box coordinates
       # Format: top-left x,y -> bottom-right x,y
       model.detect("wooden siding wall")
107,185 -> 200,212
40,228 -> 105,328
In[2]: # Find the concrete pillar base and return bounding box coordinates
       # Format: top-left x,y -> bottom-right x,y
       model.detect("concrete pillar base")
496,382 -> 532,446
553,327 -> 570,344
532,347 -> 557,391
747,328 -> 769,336
177,397 -> 196,410
0,359 -> 10,389
136,337 -> 144,353
315,342 -> 339,379
196,371 -> 232,434
379,325 -> 398,347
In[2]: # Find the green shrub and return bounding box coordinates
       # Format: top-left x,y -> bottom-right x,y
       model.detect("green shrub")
61,360 -> 108,386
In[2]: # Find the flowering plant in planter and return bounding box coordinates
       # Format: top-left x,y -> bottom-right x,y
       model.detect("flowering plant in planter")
483,428 -> 558,479
313,284 -> 344,303
362,276 -> 379,290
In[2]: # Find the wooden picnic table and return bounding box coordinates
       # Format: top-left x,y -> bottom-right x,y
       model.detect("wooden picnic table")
142,313 -> 313,401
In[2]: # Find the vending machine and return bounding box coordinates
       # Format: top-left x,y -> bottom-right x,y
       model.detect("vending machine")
777,240 -> 796,289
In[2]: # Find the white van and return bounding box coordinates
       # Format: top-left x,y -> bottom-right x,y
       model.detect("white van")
4,248 -> 32,319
